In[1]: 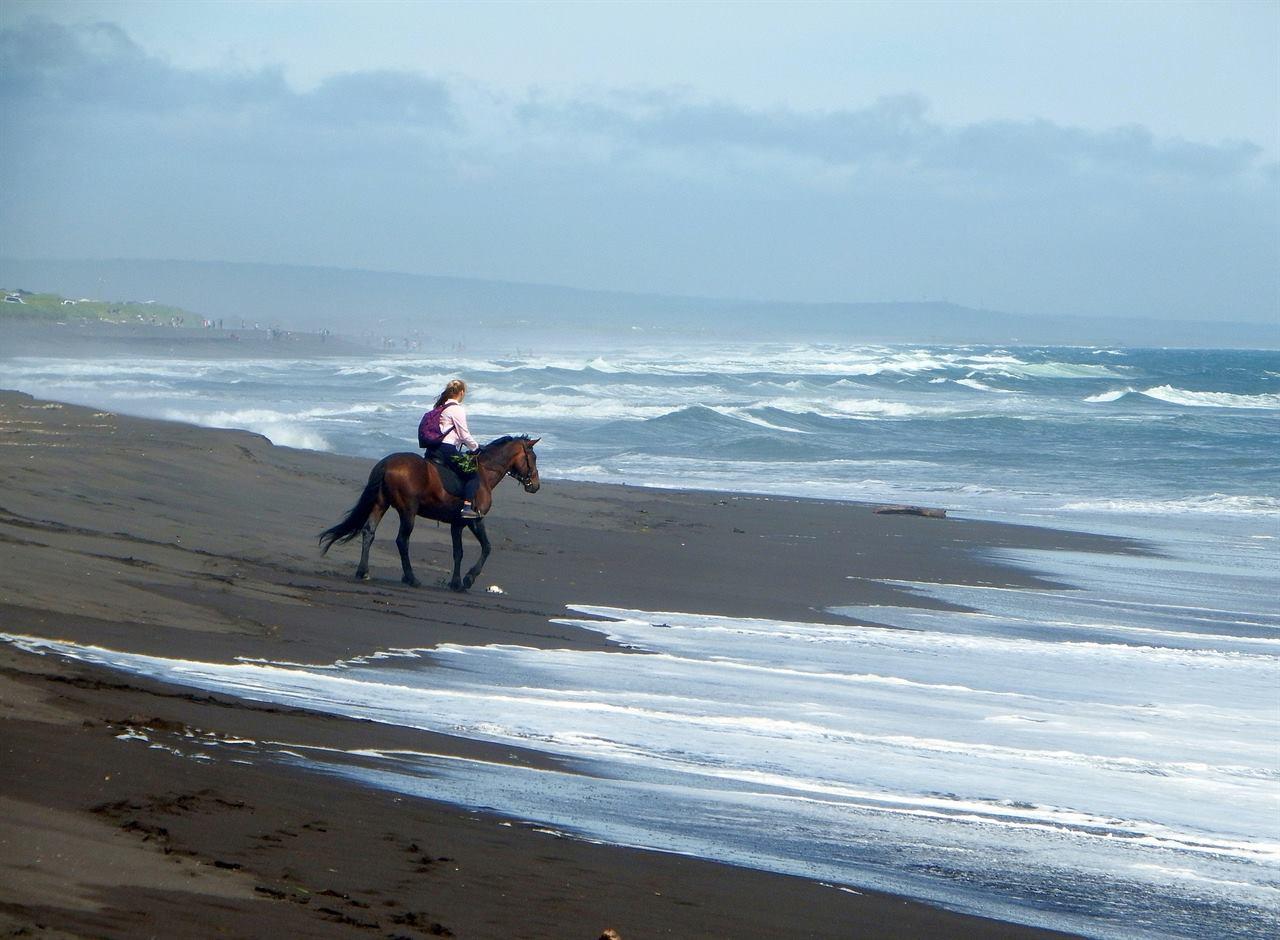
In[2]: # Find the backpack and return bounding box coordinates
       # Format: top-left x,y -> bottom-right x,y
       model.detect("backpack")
417,402 -> 454,448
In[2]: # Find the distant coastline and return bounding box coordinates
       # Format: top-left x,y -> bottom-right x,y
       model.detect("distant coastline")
4,256 -> 1276,348
0,318 -> 365,359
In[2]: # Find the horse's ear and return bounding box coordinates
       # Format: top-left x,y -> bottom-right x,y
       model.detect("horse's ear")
529,437 -> 540,446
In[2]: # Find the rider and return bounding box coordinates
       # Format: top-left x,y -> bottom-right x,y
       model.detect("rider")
426,379 -> 482,520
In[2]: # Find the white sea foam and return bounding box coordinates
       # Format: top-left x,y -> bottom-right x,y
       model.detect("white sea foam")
362,346 -> 1126,382
1086,386 -> 1280,409
397,383 -> 724,422
954,377 -> 1014,393
5,550 -> 1279,940
705,406 -> 809,433
1084,387 -> 1135,402
801,398 -> 953,418
1060,493 -> 1280,516
478,397 -> 672,421
989,361 -> 1125,379
1142,385 -> 1280,409
159,407 -> 354,450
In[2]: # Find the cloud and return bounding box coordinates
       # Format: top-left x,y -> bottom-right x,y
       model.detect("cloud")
0,19 -> 450,129
0,17 -> 1275,321
4,18 -> 1268,183
517,88 -> 1268,184
0,19 -> 288,113
297,71 -> 452,128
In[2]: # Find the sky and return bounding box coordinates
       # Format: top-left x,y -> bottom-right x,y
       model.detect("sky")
1,0 -> 1277,322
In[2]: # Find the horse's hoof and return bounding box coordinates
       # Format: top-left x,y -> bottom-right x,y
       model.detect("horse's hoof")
449,580 -> 464,592
354,571 -> 370,582
462,575 -> 475,590
403,577 -> 421,588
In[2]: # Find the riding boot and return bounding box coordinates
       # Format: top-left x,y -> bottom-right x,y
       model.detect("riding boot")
461,478 -> 483,518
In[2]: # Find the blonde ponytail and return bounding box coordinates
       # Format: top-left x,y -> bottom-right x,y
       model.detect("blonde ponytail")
434,379 -> 467,409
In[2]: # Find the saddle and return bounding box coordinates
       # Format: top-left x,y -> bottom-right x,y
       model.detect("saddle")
425,450 -> 467,497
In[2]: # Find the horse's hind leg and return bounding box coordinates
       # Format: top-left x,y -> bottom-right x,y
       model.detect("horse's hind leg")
395,505 -> 420,587
461,518 -> 492,591
355,503 -> 387,581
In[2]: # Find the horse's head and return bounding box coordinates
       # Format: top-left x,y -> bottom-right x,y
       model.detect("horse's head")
479,435 -> 541,492
509,437 -> 541,493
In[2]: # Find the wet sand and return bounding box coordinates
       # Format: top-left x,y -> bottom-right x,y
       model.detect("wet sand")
0,389 -> 1137,938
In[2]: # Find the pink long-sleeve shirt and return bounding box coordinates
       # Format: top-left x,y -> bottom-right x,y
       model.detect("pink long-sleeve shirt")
440,399 -> 478,450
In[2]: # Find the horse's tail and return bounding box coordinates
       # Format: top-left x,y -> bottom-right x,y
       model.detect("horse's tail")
319,457 -> 388,554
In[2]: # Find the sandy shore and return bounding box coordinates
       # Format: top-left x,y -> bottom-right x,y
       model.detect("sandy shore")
0,389 -> 1140,938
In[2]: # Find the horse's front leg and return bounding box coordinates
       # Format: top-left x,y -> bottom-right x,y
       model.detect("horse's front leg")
461,518 -> 492,591
449,522 -> 465,591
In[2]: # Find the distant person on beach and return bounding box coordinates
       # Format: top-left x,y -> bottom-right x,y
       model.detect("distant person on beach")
420,378 -> 482,519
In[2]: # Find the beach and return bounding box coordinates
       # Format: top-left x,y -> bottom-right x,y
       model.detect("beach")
4,4 -> 1275,934
0,386 -> 1123,939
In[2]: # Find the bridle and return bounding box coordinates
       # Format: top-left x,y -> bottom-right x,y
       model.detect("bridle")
501,442 -> 537,487
475,439 -> 537,488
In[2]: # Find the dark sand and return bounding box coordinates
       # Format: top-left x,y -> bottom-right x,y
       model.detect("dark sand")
0,388 -> 1141,938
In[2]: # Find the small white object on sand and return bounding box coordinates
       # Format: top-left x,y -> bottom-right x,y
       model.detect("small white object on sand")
487,584 -> 505,594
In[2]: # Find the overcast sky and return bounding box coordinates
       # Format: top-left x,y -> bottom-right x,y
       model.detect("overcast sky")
1,0 -> 1276,322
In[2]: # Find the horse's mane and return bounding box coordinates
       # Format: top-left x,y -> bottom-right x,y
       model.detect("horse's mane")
479,434 -> 534,452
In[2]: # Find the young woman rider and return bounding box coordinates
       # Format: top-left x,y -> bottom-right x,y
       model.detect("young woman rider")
426,378 -> 482,519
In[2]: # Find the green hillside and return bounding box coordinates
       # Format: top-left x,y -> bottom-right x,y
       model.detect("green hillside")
1,288 -> 194,325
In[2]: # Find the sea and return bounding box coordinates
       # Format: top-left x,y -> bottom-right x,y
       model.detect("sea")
3,340 -> 1278,939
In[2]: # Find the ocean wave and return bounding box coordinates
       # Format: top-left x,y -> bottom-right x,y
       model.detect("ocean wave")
161,407 -> 335,451
635,399 -> 959,427
798,398 -> 954,419
591,403 -> 811,438
342,346 -> 1129,382
708,406 -> 809,434
397,381 -> 731,422
1083,388 -> 1134,403
1085,386 -> 1280,409
564,606 -> 1276,668
954,378 -> 1014,393
1143,385 -> 1280,409
334,363 -> 412,380
557,347 -> 963,377
395,394 -> 670,422
987,361 -> 1125,379
395,384 -> 986,426
693,770 -> 1279,855
3,359 -> 221,381
1059,494 -> 1280,516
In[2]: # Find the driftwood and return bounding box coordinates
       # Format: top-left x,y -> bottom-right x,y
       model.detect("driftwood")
874,504 -> 947,519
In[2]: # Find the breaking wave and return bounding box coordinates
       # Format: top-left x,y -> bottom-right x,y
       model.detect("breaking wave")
1059,494 -> 1280,516
161,407 -> 337,451
1086,386 -> 1280,409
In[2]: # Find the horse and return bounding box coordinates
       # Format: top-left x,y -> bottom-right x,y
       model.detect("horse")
319,435 -> 540,591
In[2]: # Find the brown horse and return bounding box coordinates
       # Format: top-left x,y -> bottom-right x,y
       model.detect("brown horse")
319,435 -> 540,591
